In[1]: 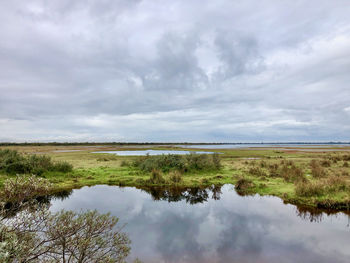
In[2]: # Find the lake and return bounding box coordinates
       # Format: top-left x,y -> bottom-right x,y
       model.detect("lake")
177,143 -> 350,149
92,150 -> 215,156
50,185 -> 350,263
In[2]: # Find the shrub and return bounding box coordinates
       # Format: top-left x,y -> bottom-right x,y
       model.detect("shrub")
311,165 -> 327,178
0,175 -> 52,204
259,160 -> 267,168
268,164 -> 279,177
0,149 -> 27,174
325,176 -> 347,192
134,153 -> 221,173
0,149 -> 72,175
52,161 -> 73,173
343,162 -> 349,168
169,171 -> 183,184
212,153 -> 221,169
0,209 -> 131,262
295,176 -> 348,197
120,160 -> 130,167
295,181 -> 324,197
248,167 -> 267,177
321,159 -> 331,167
342,155 -> 350,161
149,169 -> 165,184
235,178 -> 255,193
280,165 -> 305,182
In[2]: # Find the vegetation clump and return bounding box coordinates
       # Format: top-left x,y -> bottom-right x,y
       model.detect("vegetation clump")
0,175 -> 52,204
148,169 -> 166,184
280,164 -> 305,182
0,149 -> 72,175
235,178 -> 255,194
248,167 -> 267,177
134,153 -> 221,174
169,171 -> 183,184
295,176 -> 348,197
311,164 -> 328,178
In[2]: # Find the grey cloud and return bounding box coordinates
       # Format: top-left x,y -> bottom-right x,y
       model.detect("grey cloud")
0,0 -> 350,141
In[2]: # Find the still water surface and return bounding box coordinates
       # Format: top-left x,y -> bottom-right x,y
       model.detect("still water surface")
178,143 -> 350,149
92,150 -> 215,156
51,185 -> 350,263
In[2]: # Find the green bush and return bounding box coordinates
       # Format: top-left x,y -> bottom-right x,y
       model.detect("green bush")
52,161 -> 73,173
134,153 -> 221,173
0,149 -> 72,175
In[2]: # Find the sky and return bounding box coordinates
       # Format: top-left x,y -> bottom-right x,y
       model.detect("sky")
1,0 -> 350,142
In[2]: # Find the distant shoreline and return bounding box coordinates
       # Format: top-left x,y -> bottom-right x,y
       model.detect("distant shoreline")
1,142 -> 350,146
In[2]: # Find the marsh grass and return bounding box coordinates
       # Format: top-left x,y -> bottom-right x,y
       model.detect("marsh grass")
295,176 -> 348,197
311,165 -> 328,178
248,167 -> 267,177
280,165 -> 306,183
169,171 -> 183,184
149,169 -> 165,184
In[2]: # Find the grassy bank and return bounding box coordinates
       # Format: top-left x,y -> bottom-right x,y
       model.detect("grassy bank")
1,145 -> 350,211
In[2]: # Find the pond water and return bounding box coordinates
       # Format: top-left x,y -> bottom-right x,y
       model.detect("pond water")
92,150 -> 215,156
50,185 -> 350,263
178,143 -> 350,149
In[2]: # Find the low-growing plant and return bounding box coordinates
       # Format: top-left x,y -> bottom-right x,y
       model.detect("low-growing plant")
311,165 -> 328,178
259,160 -> 267,168
169,171 -> 183,184
52,161 -> 73,173
248,167 -> 267,177
280,165 -> 305,182
342,155 -> 350,161
321,159 -> 331,167
149,169 -> 165,184
235,178 -> 255,193
295,180 -> 324,197
120,160 -> 130,167
325,176 -> 348,192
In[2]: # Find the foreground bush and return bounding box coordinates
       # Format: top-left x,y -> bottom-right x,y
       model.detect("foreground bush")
0,209 -> 131,263
0,176 -> 132,263
0,149 -> 73,175
134,153 -> 221,173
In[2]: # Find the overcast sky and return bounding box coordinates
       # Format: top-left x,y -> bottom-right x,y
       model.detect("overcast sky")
1,0 -> 350,142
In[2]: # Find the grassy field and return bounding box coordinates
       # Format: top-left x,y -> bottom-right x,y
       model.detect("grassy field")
1,144 -> 350,211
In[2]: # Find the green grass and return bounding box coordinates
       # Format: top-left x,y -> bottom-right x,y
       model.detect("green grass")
1,145 -> 350,210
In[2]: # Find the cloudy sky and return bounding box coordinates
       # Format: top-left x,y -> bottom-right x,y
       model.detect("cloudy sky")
1,0 -> 350,142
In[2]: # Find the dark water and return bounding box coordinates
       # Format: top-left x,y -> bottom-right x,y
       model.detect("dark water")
50,185 -> 350,263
